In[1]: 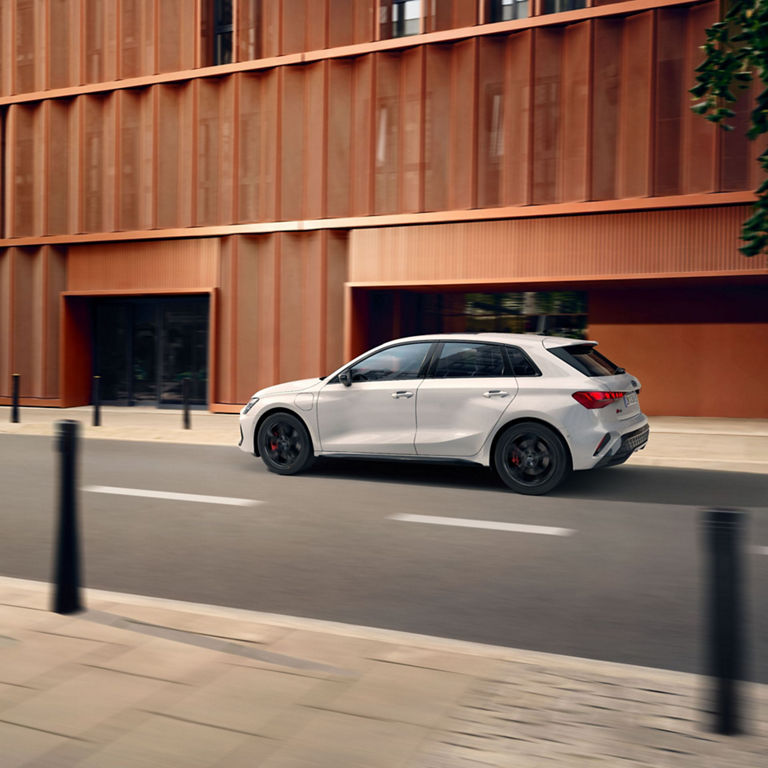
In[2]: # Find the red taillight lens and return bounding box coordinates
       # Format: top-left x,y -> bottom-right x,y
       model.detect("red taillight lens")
572,391 -> 625,409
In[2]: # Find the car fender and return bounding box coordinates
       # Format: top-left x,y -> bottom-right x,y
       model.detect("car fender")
250,399 -> 320,457
472,410 -> 574,467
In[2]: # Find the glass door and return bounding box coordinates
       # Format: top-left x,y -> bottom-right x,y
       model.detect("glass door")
93,301 -> 131,402
131,302 -> 158,403
92,295 -> 209,406
159,298 -> 209,405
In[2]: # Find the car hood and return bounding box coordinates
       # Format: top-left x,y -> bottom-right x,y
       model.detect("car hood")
255,377 -> 323,398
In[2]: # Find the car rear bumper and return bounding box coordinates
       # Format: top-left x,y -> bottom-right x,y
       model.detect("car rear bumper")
592,423 -> 650,469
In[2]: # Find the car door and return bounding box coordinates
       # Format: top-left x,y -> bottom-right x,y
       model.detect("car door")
316,341 -> 433,455
415,341 -> 518,457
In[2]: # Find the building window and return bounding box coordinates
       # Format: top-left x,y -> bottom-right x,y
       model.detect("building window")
542,0 -> 586,13
213,0 -> 233,64
381,0 -> 421,39
202,0 -> 232,66
488,0 -> 529,22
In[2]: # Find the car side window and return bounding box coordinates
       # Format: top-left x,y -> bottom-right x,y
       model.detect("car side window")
432,342 -> 506,378
505,346 -> 541,377
348,342 -> 432,382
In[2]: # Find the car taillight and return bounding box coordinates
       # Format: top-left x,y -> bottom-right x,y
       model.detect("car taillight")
572,391 -> 625,409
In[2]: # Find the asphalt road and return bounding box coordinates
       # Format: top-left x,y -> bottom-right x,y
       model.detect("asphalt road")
2,434 -> 767,681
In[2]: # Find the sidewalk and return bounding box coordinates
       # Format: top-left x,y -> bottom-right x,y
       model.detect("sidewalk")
2,408 -> 767,765
2,577 -> 766,767
2,405 -> 768,473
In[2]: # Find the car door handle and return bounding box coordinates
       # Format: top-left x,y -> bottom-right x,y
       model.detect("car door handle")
391,391 -> 414,399
483,390 -> 509,398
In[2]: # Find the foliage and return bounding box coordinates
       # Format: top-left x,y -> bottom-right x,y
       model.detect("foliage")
690,0 -> 768,257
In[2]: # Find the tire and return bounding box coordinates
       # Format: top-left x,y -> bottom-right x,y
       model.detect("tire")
257,412 -> 315,476
494,422 -> 570,495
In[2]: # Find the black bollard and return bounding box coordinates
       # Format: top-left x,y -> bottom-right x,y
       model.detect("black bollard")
92,375 -> 101,427
52,420 -> 83,614
702,507 -> 747,735
11,373 -> 20,423
182,378 -> 191,430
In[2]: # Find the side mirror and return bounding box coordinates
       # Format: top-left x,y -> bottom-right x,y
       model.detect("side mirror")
338,370 -> 352,387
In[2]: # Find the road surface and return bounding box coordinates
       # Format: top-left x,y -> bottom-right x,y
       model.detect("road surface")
2,434 -> 766,680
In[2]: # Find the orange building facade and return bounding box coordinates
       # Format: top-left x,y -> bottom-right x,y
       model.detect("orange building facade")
1,0 -> 766,417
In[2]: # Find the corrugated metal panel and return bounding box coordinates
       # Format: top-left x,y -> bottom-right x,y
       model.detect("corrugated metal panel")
348,206 -> 766,284
67,238 -> 220,291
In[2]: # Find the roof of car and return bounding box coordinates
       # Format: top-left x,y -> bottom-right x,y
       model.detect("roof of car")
383,333 -> 594,349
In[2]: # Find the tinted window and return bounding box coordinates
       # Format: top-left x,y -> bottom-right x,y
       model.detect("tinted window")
432,342 -> 506,378
549,344 -> 623,377
349,342 -> 432,382
505,346 -> 540,377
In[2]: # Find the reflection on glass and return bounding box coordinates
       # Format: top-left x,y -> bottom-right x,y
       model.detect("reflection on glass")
371,289 -> 588,340
389,0 -> 421,38
542,0 -> 586,13
489,0 -> 529,22
92,296 -> 209,406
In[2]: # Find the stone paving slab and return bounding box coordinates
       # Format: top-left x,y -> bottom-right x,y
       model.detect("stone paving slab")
2,578 -> 767,767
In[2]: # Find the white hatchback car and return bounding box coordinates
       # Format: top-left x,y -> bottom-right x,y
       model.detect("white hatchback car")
239,333 -> 649,495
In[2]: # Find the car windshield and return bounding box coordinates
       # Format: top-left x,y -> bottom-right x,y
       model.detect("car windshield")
548,344 -> 624,377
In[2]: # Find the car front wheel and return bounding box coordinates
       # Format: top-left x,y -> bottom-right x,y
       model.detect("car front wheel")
494,422 -> 570,495
257,413 -> 315,475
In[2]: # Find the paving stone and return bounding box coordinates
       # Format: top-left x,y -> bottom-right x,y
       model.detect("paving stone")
257,709 -> 429,768
85,636 -> 227,685
0,630 -> 115,687
267,628 -> 390,671
413,663 -> 768,768
302,661 -> 473,729
372,647 -> 505,678
0,603 -> 69,630
156,665 -> 321,737
1,666 -> 169,738
89,602 -> 291,646
75,713 -> 258,768
0,721 -> 70,768
0,680 -> 36,712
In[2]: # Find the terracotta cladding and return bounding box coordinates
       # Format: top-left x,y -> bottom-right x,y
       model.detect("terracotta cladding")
2,0 -> 760,244
0,0 -> 633,96
66,239 -> 220,291
0,245 -> 65,398
347,206 -> 765,284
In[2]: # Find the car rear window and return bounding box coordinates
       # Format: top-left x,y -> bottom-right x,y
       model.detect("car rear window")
549,344 -> 624,377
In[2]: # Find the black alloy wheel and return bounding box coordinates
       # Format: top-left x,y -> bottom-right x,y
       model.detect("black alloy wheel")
257,413 -> 315,475
494,422 -> 570,495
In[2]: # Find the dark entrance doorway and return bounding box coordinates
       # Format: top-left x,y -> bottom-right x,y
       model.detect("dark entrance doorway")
93,295 -> 209,406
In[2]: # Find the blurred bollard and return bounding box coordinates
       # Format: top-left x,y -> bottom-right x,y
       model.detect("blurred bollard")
92,375 -> 101,427
11,373 -> 20,423
182,378 -> 191,430
702,507 -> 747,735
53,420 -> 83,614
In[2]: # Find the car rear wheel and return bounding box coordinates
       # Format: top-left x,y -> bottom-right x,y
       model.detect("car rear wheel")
494,422 -> 570,495
257,413 -> 315,475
